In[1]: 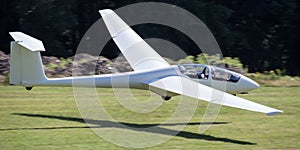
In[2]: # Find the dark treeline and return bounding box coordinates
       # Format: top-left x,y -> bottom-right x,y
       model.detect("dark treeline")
0,0 -> 299,75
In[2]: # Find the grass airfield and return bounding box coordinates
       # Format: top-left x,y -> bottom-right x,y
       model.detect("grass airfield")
0,85 -> 299,149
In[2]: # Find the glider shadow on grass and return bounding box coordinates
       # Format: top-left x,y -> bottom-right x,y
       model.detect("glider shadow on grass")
8,113 -> 255,145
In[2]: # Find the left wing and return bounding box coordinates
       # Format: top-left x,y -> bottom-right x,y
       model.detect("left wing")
149,76 -> 283,116
99,9 -> 170,71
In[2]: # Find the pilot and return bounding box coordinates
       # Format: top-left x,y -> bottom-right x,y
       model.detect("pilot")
197,67 -> 208,79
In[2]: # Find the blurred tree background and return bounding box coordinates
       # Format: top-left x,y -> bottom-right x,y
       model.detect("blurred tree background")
0,0 -> 299,75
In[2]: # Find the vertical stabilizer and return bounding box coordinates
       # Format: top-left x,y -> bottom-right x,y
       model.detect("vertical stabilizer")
9,32 -> 47,88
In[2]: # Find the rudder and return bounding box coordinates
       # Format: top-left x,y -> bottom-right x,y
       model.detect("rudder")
9,32 -> 47,88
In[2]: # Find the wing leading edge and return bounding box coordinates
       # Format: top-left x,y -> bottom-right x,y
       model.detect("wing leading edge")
149,76 -> 283,116
99,9 -> 170,71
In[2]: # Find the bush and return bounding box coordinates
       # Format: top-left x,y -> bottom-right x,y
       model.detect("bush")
178,53 -> 246,74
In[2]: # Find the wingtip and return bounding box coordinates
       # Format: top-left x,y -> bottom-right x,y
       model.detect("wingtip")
266,110 -> 283,116
9,32 -> 22,40
99,9 -> 114,17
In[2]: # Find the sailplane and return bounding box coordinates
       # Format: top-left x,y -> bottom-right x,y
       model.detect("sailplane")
9,9 -> 282,116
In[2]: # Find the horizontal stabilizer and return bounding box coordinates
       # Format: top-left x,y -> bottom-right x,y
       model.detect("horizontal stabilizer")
9,32 -> 45,51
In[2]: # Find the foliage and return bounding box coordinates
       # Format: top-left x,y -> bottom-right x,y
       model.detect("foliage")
0,0 -> 299,75
59,58 -> 72,68
246,72 -> 300,87
178,53 -> 245,73
223,57 -> 244,71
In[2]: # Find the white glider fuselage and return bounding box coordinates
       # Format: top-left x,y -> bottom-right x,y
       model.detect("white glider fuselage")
41,66 -> 179,90
37,64 -> 258,95
8,9 -> 283,115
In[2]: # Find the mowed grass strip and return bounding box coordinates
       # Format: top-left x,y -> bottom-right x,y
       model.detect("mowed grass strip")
0,85 -> 299,149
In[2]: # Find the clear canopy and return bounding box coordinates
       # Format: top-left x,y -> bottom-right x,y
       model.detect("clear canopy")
178,64 -> 209,80
178,64 -> 240,82
210,66 -> 240,82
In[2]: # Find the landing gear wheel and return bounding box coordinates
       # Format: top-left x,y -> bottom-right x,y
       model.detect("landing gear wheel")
161,96 -> 172,101
25,87 -> 33,90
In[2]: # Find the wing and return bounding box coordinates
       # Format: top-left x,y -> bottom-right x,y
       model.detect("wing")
99,9 -> 170,71
149,76 -> 283,116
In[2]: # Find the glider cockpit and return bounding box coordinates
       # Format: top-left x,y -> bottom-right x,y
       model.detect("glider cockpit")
178,64 -> 241,83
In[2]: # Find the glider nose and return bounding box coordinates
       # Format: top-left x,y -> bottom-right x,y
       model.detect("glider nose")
239,76 -> 260,91
249,79 -> 260,90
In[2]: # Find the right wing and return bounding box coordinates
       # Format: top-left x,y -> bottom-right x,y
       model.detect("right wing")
149,76 -> 283,116
99,9 -> 170,71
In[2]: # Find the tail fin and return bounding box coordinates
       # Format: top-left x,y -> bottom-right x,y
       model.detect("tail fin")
9,32 -> 47,88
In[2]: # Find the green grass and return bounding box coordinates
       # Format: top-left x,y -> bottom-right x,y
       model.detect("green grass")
0,85 -> 299,149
